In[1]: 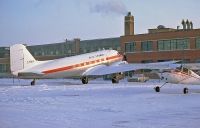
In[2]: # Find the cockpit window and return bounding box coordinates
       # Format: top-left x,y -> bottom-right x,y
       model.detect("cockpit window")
182,67 -> 189,74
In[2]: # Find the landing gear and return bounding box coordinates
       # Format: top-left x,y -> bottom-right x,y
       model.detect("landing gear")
154,86 -> 160,92
112,76 -> 119,84
81,76 -> 88,84
111,73 -> 122,84
154,82 -> 189,94
154,82 -> 167,92
31,79 -> 36,86
183,87 -> 189,94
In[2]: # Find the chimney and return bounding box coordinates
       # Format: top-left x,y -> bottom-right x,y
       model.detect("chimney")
181,19 -> 186,30
186,19 -> 190,29
124,12 -> 134,35
190,21 -> 193,29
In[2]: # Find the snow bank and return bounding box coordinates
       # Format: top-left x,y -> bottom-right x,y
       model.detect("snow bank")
0,79 -> 200,128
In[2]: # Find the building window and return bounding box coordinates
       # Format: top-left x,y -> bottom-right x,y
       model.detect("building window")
195,37 -> 200,49
158,38 -> 190,51
163,40 -> 171,51
50,51 -> 54,55
170,40 -> 177,50
141,41 -> 153,51
125,42 -> 136,52
177,38 -> 189,50
55,50 -> 59,55
158,40 -> 164,51
0,64 -> 9,73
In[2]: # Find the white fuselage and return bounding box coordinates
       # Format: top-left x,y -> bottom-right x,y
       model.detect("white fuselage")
158,68 -> 200,85
16,50 -> 123,79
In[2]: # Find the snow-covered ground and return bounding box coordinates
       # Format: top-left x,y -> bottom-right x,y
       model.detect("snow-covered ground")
0,78 -> 200,128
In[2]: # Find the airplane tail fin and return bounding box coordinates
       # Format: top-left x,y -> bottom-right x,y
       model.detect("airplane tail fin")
10,44 -> 36,73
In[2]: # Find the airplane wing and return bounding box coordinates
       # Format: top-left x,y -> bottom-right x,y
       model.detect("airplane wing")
17,72 -> 44,77
183,63 -> 200,70
82,61 -> 180,76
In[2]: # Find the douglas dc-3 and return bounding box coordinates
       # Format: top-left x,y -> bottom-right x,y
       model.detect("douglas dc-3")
10,44 -> 177,86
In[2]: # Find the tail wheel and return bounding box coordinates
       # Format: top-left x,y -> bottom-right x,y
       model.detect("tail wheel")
154,86 -> 160,92
82,77 -> 88,84
183,88 -> 189,94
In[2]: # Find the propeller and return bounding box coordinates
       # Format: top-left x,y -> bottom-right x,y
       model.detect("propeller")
122,53 -> 127,61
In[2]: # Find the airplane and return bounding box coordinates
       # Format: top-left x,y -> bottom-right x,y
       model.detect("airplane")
10,44 -> 177,85
154,65 -> 200,94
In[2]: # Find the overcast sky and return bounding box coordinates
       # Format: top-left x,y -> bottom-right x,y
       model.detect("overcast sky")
0,0 -> 199,46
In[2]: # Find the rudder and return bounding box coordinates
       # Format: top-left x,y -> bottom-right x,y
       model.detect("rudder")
10,44 -> 36,74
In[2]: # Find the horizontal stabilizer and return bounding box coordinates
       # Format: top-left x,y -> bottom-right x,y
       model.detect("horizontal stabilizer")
18,72 -> 44,77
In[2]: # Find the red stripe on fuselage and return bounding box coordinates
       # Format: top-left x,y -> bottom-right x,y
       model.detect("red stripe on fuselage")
106,55 -> 121,60
42,55 -> 122,74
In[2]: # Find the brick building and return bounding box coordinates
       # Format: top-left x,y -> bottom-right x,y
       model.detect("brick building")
121,12 -> 200,63
0,11 -> 200,77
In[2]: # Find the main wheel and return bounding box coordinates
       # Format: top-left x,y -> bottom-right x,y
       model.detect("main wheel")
183,88 -> 189,94
112,77 -> 119,84
82,77 -> 88,84
154,86 -> 160,92
31,79 -> 36,86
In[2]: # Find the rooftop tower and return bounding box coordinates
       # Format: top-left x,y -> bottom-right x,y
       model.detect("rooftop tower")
124,12 -> 134,35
